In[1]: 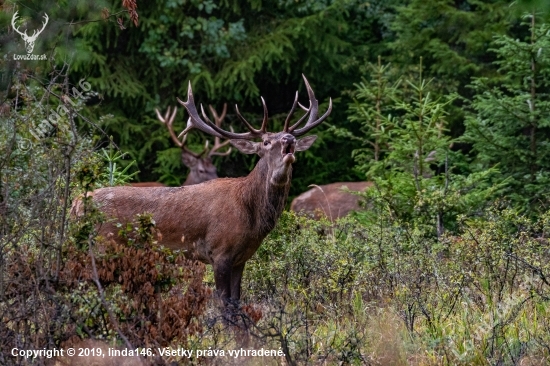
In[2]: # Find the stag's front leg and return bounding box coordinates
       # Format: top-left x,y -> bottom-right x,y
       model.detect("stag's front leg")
230,263 -> 245,303
213,260 -> 232,304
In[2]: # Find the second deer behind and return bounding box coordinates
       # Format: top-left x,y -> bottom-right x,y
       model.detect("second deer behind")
131,105 -> 232,187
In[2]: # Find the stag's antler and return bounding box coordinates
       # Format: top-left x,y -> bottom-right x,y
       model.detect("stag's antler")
207,104 -> 232,157
33,13 -> 48,40
177,86 -> 268,140
177,75 -> 331,140
286,75 -> 332,136
155,106 -> 208,158
282,91 -> 311,133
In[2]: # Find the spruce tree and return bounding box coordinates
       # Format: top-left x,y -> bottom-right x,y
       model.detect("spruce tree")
464,13 -> 550,213
342,59 -> 500,236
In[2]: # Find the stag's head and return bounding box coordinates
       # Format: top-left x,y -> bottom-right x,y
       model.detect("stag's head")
11,11 -> 49,54
177,75 -> 332,186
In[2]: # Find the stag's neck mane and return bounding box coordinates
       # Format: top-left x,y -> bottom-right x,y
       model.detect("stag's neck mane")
240,157 -> 291,238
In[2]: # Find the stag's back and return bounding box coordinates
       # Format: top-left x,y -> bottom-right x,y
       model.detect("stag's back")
290,181 -> 372,221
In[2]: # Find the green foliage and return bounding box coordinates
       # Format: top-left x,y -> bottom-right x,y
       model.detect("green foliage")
389,0 -> 513,91
339,57 -> 400,164
464,13 -> 550,214
59,0 -> 399,191
339,59 -> 500,235
98,138 -> 139,187
231,207 -> 550,364
386,0 -> 517,135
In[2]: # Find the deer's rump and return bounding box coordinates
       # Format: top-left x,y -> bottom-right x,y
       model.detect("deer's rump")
290,181 -> 372,220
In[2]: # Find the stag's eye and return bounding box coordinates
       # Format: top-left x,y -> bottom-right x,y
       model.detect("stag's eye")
263,141 -> 270,146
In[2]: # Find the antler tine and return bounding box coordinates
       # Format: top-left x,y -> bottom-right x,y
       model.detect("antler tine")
155,106 -> 186,148
177,81 -> 261,141
209,142 -> 232,157
156,106 -> 204,158
203,103 -> 234,156
288,99 -> 312,132
208,103 -> 228,127
283,91 -> 299,132
260,97 -> 268,134
41,13 -> 49,30
234,105 -> 256,132
233,97 -> 268,136
197,140 -> 210,157
206,104 -> 233,157
298,102 -> 309,111
30,13 -> 48,39
157,107 -> 203,158
177,82 -> 224,139
289,74 -> 332,136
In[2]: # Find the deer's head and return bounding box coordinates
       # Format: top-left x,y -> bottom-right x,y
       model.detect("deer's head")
155,105 -> 232,185
177,75 -> 332,186
11,12 -> 48,54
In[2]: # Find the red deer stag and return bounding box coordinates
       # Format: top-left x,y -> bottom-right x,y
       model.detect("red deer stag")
131,105 -> 231,187
76,75 -> 332,305
290,182 -> 372,221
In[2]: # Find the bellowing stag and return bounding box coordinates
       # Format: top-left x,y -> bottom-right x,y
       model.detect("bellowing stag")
290,181 -> 372,221
75,75 -> 331,304
130,105 -> 231,187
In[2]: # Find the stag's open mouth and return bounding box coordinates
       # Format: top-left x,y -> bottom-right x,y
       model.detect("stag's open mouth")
282,142 -> 295,156
282,141 -> 296,164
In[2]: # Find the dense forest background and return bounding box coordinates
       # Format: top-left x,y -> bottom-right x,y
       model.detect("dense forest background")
2,0 -> 550,365
4,0 -> 550,198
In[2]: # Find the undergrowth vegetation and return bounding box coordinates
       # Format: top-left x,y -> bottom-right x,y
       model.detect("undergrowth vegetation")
226,209 -> 549,365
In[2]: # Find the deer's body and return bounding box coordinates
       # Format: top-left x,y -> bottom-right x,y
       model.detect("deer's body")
76,76 -> 331,304
129,182 -> 167,187
90,147 -> 293,301
95,162 -> 287,261
291,181 -> 372,221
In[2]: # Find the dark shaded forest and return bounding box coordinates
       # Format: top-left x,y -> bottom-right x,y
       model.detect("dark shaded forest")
1,0 -> 550,364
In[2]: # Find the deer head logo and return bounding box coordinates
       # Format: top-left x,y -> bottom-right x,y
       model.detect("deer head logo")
11,11 -> 49,54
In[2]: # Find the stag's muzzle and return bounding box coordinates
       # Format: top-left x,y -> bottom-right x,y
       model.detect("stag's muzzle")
282,136 -> 296,164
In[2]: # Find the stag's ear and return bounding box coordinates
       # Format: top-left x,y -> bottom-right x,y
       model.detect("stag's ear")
295,135 -> 318,152
230,140 -> 259,154
181,151 -> 198,168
